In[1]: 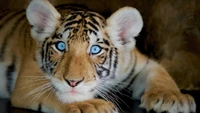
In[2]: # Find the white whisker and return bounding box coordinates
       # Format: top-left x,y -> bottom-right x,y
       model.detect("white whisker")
43,87 -> 55,104
96,81 -> 134,112
22,82 -> 52,101
16,80 -> 49,90
95,86 -> 123,112
31,84 -> 53,104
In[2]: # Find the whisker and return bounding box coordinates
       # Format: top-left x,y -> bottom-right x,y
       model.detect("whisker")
44,88 -> 55,104
18,78 -> 48,85
104,83 -> 133,100
109,92 -> 132,111
96,82 -> 133,112
18,76 -> 48,84
22,82 -> 52,101
16,80 -> 50,90
19,76 -> 48,80
95,87 -> 123,113
99,81 -> 133,97
31,84 -> 53,104
95,88 -> 109,101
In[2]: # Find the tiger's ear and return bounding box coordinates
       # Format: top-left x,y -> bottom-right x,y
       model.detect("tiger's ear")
106,7 -> 143,51
26,0 -> 61,41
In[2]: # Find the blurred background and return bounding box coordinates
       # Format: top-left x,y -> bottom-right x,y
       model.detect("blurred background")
0,0 -> 199,112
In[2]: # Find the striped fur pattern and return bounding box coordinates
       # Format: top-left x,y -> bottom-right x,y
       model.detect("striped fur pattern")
0,0 -> 196,113
0,10 -> 27,98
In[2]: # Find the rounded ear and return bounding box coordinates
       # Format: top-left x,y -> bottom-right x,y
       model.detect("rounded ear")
26,0 -> 61,41
106,7 -> 143,51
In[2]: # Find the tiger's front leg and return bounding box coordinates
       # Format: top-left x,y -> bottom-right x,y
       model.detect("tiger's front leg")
11,89 -> 117,113
60,99 -> 117,113
140,63 -> 196,113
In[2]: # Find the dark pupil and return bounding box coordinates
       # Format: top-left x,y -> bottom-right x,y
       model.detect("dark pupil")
94,47 -> 97,51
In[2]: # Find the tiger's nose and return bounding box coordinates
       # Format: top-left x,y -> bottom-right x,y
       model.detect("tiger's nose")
65,77 -> 84,87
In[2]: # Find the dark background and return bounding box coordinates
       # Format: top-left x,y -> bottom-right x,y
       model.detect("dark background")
0,0 -> 200,112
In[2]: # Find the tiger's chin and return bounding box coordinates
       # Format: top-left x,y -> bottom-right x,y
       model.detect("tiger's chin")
56,91 -> 94,103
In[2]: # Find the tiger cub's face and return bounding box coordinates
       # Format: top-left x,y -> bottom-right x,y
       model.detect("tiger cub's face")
26,0 -> 143,103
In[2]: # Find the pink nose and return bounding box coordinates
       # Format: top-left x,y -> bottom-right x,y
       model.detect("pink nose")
65,78 -> 84,87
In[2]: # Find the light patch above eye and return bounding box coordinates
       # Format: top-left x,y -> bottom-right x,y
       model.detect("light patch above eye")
55,41 -> 66,51
90,45 -> 102,55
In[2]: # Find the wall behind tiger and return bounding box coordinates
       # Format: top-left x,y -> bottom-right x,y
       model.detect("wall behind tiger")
1,0 -> 200,90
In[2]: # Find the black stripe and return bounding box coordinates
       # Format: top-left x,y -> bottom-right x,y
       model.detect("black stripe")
98,47 -> 117,78
86,12 -> 105,22
88,29 -> 97,36
127,59 -> 149,88
52,33 -> 61,39
0,10 -> 10,20
88,16 -> 100,26
71,11 -> 85,15
107,48 -> 113,76
0,14 -> 26,61
6,56 -> 16,94
64,27 -> 73,32
38,103 -> 42,112
0,10 -> 24,29
19,19 -> 29,49
64,19 -> 82,28
87,21 -> 98,31
44,42 -> 51,66
103,39 -> 110,46
19,18 -> 28,36
65,14 -> 78,22
41,38 -> 48,70
72,29 -> 78,33
97,69 -> 108,79
111,47 -> 118,79
41,41 -> 56,74
47,51 -> 54,74
121,51 -> 137,83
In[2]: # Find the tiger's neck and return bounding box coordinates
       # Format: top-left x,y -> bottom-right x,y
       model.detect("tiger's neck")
114,48 -> 149,92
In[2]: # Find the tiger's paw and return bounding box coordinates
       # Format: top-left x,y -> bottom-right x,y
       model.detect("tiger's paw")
61,99 -> 118,113
140,90 -> 196,113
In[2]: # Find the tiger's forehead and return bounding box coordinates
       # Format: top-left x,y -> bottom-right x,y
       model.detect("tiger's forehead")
57,11 -> 106,42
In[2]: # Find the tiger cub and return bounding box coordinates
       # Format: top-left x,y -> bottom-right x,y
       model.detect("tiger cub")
0,0 -> 196,113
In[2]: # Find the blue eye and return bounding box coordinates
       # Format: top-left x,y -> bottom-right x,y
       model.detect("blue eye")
55,41 -> 66,51
90,45 -> 102,55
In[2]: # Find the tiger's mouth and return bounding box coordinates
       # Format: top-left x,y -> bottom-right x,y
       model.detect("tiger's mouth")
51,78 -> 97,103
64,88 -> 87,96
55,88 -> 96,103
67,89 -> 79,94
